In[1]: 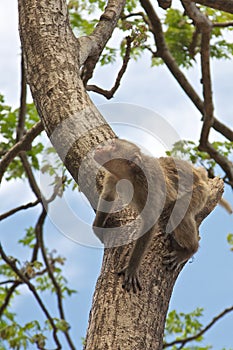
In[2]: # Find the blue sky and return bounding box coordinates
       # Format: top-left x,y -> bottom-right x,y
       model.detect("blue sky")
0,1 -> 233,349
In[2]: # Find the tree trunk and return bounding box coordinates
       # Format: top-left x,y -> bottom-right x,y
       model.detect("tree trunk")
18,0 -> 116,202
84,178 -> 223,350
18,1 -> 224,349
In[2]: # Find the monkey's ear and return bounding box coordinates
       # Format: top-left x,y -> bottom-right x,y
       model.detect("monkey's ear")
130,154 -> 142,166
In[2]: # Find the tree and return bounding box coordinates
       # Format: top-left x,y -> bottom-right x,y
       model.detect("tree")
0,0 -> 233,349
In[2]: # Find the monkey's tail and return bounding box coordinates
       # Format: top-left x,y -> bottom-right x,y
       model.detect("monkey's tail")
219,198 -> 233,214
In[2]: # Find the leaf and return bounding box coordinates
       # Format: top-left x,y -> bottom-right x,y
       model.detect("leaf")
227,233 -> 233,251
18,227 -> 36,248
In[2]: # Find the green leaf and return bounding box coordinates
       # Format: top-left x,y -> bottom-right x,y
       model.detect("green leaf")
227,233 -> 233,251
164,308 -> 209,348
18,227 -> 36,248
163,9 -> 195,68
54,318 -> 70,332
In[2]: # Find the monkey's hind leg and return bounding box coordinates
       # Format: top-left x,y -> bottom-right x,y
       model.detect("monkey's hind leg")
163,216 -> 199,270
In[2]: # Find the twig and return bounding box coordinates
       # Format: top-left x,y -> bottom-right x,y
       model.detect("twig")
20,152 -> 44,201
0,143 -> 65,222
140,0 -> 233,185
163,305 -> 233,348
213,118 -> 233,142
213,21 -> 233,27
0,281 -> 22,317
86,36 -> 132,99
193,0 -> 233,14
189,27 -> 201,58
181,2 -> 233,185
0,280 -> 17,285
139,0 -> 233,141
0,243 -> 62,349
0,269 -> 49,317
0,121 -> 43,183
31,176 -> 65,263
181,1 -> 214,142
199,141 -> 233,185
121,11 -> 149,23
16,57 -> 45,202
37,208 -> 76,350
80,0 -> 126,84
0,199 -> 40,221
200,30 -> 214,142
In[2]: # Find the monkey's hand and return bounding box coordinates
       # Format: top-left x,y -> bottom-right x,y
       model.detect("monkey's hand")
118,266 -> 142,293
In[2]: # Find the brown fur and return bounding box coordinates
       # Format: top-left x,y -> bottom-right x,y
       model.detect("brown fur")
93,139 -> 209,292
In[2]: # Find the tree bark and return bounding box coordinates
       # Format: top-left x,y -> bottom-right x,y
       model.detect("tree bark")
18,1 -> 225,349
84,178 -> 223,350
18,0 -> 117,203
194,0 -> 233,14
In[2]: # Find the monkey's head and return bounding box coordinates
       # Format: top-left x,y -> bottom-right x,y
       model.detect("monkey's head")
93,138 -> 142,179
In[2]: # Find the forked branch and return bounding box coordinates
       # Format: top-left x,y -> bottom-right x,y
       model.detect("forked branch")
86,36 -> 132,98
139,0 -> 233,186
163,304 -> 233,348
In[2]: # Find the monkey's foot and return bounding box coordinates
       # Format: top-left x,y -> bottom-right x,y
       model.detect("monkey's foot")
163,251 -> 187,271
162,251 -> 179,270
118,267 -> 142,293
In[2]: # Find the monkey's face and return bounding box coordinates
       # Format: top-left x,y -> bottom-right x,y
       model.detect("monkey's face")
94,139 -> 142,179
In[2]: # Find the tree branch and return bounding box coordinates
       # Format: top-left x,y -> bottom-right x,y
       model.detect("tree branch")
140,0 -> 233,185
79,0 -> 126,84
0,121 -> 43,183
140,0 -> 233,142
193,0 -> 233,14
213,21 -> 233,27
0,243 -> 62,349
199,141 -> 233,186
86,36 -> 132,98
16,54 -> 45,202
213,119 -> 233,141
181,2 -> 233,185
181,1 -> 214,144
163,305 -> 233,348
0,281 -> 22,317
31,176 -> 65,263
20,152 -> 43,198
0,199 -> 40,221
189,27 -> 201,58
37,208 -> 76,350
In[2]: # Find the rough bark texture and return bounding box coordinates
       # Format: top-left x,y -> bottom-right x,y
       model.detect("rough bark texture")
18,1 -> 225,349
84,177 -> 224,350
194,0 -> 233,14
18,0 -> 115,203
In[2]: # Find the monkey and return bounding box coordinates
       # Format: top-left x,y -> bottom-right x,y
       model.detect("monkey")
92,138 -> 209,292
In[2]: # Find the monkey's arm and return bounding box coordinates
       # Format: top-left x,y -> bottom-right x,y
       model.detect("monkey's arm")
93,174 -> 117,242
118,228 -> 154,293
